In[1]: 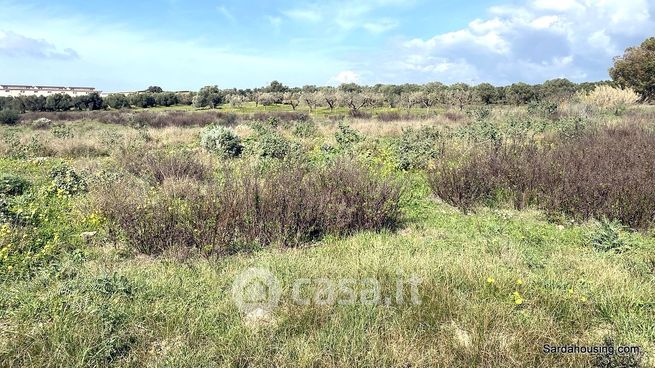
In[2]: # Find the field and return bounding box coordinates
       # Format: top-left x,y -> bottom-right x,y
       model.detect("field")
0,101 -> 654,367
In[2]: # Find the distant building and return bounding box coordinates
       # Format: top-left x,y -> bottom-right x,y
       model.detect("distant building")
0,85 -> 100,98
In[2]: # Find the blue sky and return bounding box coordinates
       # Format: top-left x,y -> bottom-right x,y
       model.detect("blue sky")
0,0 -> 652,91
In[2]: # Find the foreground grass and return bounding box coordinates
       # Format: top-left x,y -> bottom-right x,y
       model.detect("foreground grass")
1,187 -> 653,367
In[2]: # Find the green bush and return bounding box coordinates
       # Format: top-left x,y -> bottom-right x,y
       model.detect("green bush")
591,219 -> 628,253
396,126 -> 443,170
0,109 -> 20,125
254,131 -> 294,159
51,124 -> 74,139
200,125 -> 243,158
49,164 -> 88,195
335,123 -> 362,149
292,120 -> 318,138
0,197 -> 13,223
0,174 -> 30,196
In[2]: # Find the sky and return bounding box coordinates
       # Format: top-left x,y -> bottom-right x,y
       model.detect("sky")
0,0 -> 653,91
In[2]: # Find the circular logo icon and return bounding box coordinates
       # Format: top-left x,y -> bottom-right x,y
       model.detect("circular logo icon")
231,267 -> 281,314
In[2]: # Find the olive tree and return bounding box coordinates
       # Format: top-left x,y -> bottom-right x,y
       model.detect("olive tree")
283,92 -> 301,110
610,37 -> 655,102
193,85 -> 223,108
105,94 -> 131,109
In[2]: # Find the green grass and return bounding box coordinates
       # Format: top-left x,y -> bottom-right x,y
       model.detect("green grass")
0,173 -> 653,367
1,106 -> 654,367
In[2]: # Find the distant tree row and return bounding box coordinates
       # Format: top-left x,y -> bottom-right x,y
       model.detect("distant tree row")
0,90 -> 196,113
190,79 -> 615,112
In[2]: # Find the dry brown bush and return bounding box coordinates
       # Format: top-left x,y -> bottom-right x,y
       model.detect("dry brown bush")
428,126 -> 655,229
94,158 -> 403,255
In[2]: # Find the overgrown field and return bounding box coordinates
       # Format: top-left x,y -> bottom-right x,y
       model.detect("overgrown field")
0,101 -> 654,367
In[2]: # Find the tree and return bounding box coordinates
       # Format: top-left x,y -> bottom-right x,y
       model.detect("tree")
130,93 -> 156,108
105,94 -> 131,109
609,37 -> 655,102
154,92 -> 178,107
45,93 -> 73,111
176,92 -> 195,105
337,90 -> 380,115
283,92 -> 300,110
226,94 -> 245,108
264,80 -> 288,93
23,95 -> 47,112
378,84 -> 403,108
317,88 -> 338,111
258,92 -> 277,107
339,83 -> 362,93
193,85 -> 223,108
301,91 -> 318,111
146,86 -> 163,93
73,92 -> 104,110
475,83 -> 499,105
541,78 -> 577,102
0,109 -> 20,125
506,83 -> 538,105
447,83 -> 474,110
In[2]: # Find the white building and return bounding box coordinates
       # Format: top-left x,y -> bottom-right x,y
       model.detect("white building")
0,85 -> 100,98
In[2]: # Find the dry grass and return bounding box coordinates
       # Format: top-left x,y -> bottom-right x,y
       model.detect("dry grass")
579,85 -> 640,110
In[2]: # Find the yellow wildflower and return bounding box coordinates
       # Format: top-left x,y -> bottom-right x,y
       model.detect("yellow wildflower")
516,278 -> 523,286
486,277 -> 495,285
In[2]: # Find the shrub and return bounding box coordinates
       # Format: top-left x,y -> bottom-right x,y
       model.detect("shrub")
590,219 -> 628,253
254,132 -> 294,159
396,126 -> 443,170
49,164 -> 88,195
292,120 -> 318,138
376,112 -> 416,122
428,127 -> 655,229
0,109 -> 20,125
579,85 -> 639,112
458,119 -> 502,145
0,197 -> 13,223
335,123 -> 363,149
245,124 -> 298,159
200,125 -> 243,158
527,100 -> 558,119
94,159 -> 403,255
0,174 -> 30,196
118,148 -> 212,185
31,118 -> 52,129
51,124 -> 74,139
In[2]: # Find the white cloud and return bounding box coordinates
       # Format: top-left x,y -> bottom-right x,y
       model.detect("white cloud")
389,0 -> 654,84
0,30 -> 78,59
331,70 -> 360,84
362,18 -> 398,34
282,9 -> 322,22
282,0 -> 406,34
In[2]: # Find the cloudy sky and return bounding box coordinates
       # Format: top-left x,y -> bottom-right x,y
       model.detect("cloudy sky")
0,0 -> 652,91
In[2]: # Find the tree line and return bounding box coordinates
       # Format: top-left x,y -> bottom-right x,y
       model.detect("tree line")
0,79 -> 623,114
